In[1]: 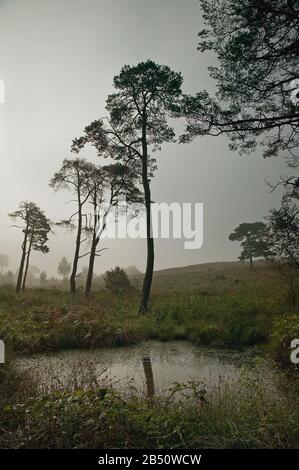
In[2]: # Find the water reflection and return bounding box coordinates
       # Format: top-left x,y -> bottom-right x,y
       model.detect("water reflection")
15,341 -> 261,397
142,356 -> 155,398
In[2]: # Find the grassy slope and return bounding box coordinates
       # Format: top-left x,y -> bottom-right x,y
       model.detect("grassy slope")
1,261 -> 299,448
0,260 -> 294,353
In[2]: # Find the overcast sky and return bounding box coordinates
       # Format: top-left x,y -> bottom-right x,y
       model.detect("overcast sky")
0,0 -> 287,277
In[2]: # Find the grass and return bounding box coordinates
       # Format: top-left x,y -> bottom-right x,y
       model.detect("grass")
1,362 -> 298,449
1,260 -> 299,448
0,261 -> 295,354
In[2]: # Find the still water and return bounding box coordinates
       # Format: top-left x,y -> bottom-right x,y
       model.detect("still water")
16,341 -> 266,397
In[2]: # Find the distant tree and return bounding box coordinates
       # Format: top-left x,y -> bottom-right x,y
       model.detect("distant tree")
182,0 -> 299,163
57,257 -> 72,280
73,60 -> 184,312
79,266 -> 89,287
50,158 -> 95,293
125,266 -> 142,278
4,271 -> 14,285
29,265 -> 40,277
0,255 -> 8,275
27,265 -> 40,286
125,266 -> 142,289
9,202 -> 51,293
40,271 -> 47,287
265,196 -> 299,268
229,222 -> 268,268
104,266 -> 132,294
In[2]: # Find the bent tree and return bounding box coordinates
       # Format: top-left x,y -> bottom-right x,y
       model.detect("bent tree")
9,201 -> 51,293
50,158 -> 95,294
73,60 -> 184,312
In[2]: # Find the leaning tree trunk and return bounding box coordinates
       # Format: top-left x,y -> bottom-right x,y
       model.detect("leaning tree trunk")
85,201 -> 109,297
21,251 -> 31,292
16,232 -> 28,294
85,237 -> 97,297
22,233 -> 33,292
139,114 -> 154,314
70,197 -> 82,294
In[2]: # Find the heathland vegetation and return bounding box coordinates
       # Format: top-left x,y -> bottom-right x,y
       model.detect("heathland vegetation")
0,260 -> 297,357
1,261 -> 299,448
1,0 -> 299,450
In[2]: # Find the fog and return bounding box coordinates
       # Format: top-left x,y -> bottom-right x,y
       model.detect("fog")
0,0 -> 287,277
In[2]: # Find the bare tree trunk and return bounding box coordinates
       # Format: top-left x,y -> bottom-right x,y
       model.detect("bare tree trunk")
85,198 -> 99,297
85,237 -> 97,297
22,235 -> 33,291
139,114 -> 154,314
70,194 -> 82,294
85,201 -> 110,297
16,232 -> 28,294
21,251 -> 30,292
249,254 -> 253,269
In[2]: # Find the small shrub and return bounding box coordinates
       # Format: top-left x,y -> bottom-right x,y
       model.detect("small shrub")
103,267 -> 132,294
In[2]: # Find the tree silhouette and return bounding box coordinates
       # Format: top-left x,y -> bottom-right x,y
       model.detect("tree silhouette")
72,60 -> 184,312
82,163 -> 142,297
229,222 -> 268,268
0,255 -> 8,275
57,257 -> 71,280
182,0 -> 299,161
9,202 -> 51,292
50,158 -> 94,293
265,196 -> 299,268
40,271 -> 47,287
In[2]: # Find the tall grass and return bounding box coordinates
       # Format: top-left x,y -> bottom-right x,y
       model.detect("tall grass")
1,363 -> 298,449
0,277 -> 293,354
0,262 -> 298,449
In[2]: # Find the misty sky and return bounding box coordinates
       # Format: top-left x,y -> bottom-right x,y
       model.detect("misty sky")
0,0 -> 288,277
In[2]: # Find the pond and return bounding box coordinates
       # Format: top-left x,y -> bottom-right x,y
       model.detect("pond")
16,341 -> 272,398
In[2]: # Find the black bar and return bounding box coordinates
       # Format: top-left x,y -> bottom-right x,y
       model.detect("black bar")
0,449 -> 298,468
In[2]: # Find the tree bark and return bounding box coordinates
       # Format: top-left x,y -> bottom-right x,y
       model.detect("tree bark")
85,199 -> 109,297
85,237 -> 97,297
139,113 -> 154,314
22,234 -> 33,292
16,231 -> 28,294
70,191 -> 82,294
